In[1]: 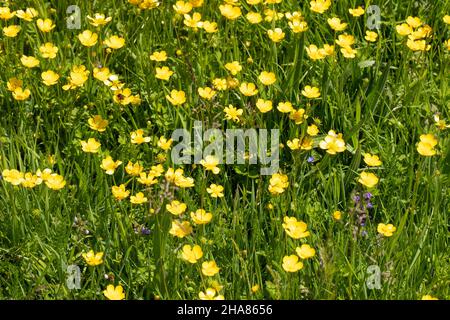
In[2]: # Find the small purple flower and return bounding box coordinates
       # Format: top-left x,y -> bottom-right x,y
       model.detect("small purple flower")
141,227 -> 151,236
361,230 -> 368,237
307,156 -> 315,163
363,192 -> 372,200
366,202 -> 373,209
352,195 -> 361,203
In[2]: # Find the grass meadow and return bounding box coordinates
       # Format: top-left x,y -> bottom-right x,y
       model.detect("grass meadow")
0,0 -> 449,300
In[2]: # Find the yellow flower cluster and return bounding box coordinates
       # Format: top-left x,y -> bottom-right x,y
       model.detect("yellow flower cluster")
2,168 -> 66,190
282,217 -> 315,272
396,16 -> 433,52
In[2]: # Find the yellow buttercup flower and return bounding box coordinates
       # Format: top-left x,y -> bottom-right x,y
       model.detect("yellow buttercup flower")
349,6 -> 364,17
0,7 -> 15,20
166,89 -> 186,105
406,16 -> 422,28
202,21 -> 218,33
158,136 -> 173,151
296,244 -> 316,259
189,0 -> 204,7
268,173 -> 289,195
169,220 -> 193,238
421,295 -> 438,300
94,67 -> 111,81
112,184 -> 130,200
226,76 -> 239,89
213,78 -> 228,91
200,155 -> 220,174
199,288 -> 224,300
7,78 -> 22,92
173,1 -> 193,14
12,88 -> 31,101
166,200 -> 187,215
81,138 -> 101,153
396,23 -> 412,36
256,99 -> 273,113
323,44 -> 335,56
225,61 -> 242,75
319,130 -> 346,154
21,55 -> 40,68
287,138 -> 300,150
267,28 -> 285,42
39,42 -> 58,59
289,108 -> 307,125
310,0 -> 332,14
328,17 -> 347,31
3,25 -> 21,37
82,250 -> 104,266
289,19 -> 308,33
340,46 -> 357,58
363,153 -> 382,167
125,161 -> 144,176
206,184 -> 224,198
434,114 -> 450,130
36,168 -> 53,182
2,169 -> 25,185
202,261 -> 220,276
409,25 -> 432,40
100,156 -> 122,175
87,13 -> 112,26
130,192 -> 148,205
41,70 -> 60,86
36,18 -> 55,32
137,172 -> 158,186
130,129 -> 151,144
191,209 -> 213,225
336,34 -> 355,47
417,134 -> 438,156
181,244 -> 203,263
104,35 -> 125,49
149,164 -> 164,177
239,82 -> 258,96
406,39 -> 430,52
183,12 -> 202,30
377,223 -> 396,237
224,105 -> 243,122
45,174 -> 66,190
16,8 -> 38,21
302,85 -> 321,99
300,137 -> 313,150
246,12 -> 262,24
306,44 -> 327,60
103,285 -> 125,300
282,217 -> 310,239
78,30 -> 98,47
358,171 -> 379,188
365,31 -> 378,42
198,87 -> 216,100
21,173 -> 43,189
219,4 -> 241,20
157,136 -> 173,151
258,71 -> 276,85
444,15 -> 450,24
150,50 -> 167,61
333,210 -> 342,220
88,115 -> 109,132
155,66 -> 174,80
282,255 -> 303,272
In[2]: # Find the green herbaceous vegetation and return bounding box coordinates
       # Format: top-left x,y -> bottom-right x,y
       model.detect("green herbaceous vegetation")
0,0 -> 449,300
